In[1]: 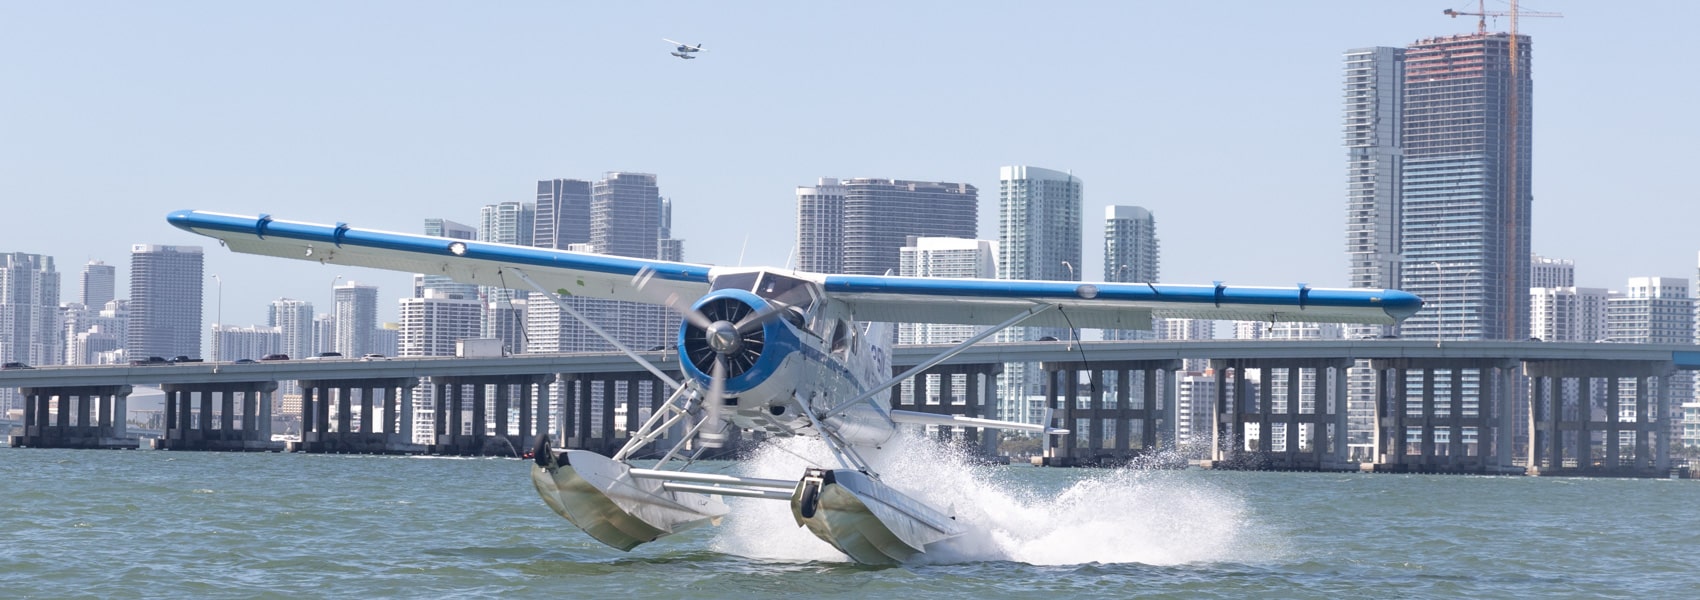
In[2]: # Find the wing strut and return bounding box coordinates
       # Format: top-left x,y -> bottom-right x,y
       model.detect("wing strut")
507,267 -> 681,390
820,303 -> 1058,420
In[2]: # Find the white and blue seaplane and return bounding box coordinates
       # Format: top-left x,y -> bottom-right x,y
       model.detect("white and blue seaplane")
168,209 -> 1421,565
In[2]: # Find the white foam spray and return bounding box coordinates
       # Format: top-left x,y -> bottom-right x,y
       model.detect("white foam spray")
710,433 -> 1277,566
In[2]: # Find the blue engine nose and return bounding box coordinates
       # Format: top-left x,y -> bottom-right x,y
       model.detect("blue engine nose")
677,289 -> 798,394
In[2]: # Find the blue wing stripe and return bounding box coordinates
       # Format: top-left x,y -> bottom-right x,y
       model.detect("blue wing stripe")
167,210 -> 713,284
822,275 -> 1423,321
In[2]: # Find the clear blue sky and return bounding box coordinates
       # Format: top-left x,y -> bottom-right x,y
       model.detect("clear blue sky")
3,1 -> 1694,327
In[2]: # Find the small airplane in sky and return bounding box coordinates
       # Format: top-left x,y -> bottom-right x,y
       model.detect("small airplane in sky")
664,38 -> 704,60
168,209 -> 1421,565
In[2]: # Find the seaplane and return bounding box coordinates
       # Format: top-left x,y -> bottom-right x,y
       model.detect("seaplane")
167,209 -> 1422,565
665,38 -> 704,59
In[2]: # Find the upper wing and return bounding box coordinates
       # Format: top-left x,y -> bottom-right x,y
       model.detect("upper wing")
821,274 -> 1422,328
167,210 -> 712,303
662,38 -> 683,46
169,210 -> 1422,329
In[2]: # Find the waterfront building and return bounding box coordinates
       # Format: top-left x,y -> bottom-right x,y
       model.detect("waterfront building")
1397,33 -> 1533,341
311,314 -> 335,356
63,299 -> 127,365
1343,47 -> 1408,455
373,323 -> 399,358
1103,205 -> 1159,341
398,289 -> 482,357
268,298 -> 315,361
80,260 -> 115,309
0,253 -> 60,412
1529,286 -> 1608,343
997,166 -> 1082,422
211,324 -> 283,362
479,201 -> 535,340
534,179 -> 591,252
419,218 -> 479,300
333,281 -> 378,358
1604,276 -> 1693,447
1174,371 -> 1219,455
841,178 -> 978,277
897,237 -> 998,346
795,178 -> 846,274
1531,254 -> 1576,289
128,244 -> 202,361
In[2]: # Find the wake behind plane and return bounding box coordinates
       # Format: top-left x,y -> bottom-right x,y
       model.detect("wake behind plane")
168,209 -> 1420,565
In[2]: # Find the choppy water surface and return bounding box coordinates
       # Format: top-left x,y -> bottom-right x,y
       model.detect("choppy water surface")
3,440 -> 1697,598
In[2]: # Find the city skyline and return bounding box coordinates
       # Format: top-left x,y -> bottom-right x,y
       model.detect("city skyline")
4,2 -> 1697,330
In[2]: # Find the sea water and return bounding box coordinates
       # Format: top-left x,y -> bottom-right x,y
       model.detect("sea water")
2,441 -> 1697,598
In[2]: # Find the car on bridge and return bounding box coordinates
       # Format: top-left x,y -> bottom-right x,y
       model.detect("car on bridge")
130,356 -> 170,366
260,354 -> 290,361
2,361 -> 32,370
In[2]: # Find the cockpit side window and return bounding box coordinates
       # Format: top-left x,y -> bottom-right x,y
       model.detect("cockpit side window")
829,320 -> 851,354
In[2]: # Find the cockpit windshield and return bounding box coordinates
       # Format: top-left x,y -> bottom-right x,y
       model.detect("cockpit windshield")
709,271 -> 819,315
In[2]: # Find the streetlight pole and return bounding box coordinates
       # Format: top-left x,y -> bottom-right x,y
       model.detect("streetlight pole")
211,274 -> 223,327
1061,261 -> 1076,281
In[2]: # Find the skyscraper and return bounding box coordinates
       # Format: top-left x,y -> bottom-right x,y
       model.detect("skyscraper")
0,253 -> 60,412
1103,205 -> 1159,341
526,172 -> 675,353
795,178 -> 846,273
997,166 -> 1082,420
128,244 -> 202,360
268,298 -> 315,360
480,202 -> 535,350
333,281 -> 378,357
1343,47 -> 1406,319
534,179 -> 591,251
842,178 -> 978,276
897,237 -> 998,346
1531,253 -> 1576,289
420,218 -> 479,300
211,324 -> 283,362
591,173 -> 660,259
81,260 -> 115,308
398,289 -> 482,357
1398,33 -> 1533,341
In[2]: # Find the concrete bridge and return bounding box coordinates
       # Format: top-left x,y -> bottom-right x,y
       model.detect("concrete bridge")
3,340 -> 1697,477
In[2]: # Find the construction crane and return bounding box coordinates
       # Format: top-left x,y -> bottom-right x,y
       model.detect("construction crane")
1444,1 -> 1563,35
1442,1 -> 1562,340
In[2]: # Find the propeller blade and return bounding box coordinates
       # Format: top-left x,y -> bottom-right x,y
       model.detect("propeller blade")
665,293 -> 713,330
699,356 -> 729,448
734,302 -> 788,334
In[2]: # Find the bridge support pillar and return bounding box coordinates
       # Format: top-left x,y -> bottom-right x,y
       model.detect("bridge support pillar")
426,374 -> 554,456
1521,359 -> 1674,477
297,378 -> 419,454
10,385 -> 139,449
155,382 -> 282,451
1366,359 -> 1517,474
1207,358 -> 1354,471
1041,360 -> 1182,467
889,363 -> 1004,461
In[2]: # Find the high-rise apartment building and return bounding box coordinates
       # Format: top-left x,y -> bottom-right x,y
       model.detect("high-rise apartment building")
796,178 -> 846,273
211,324 -> 283,362
997,166 -> 1082,420
65,300 -> 126,366
534,179 -> 591,251
841,178 -> 978,277
1343,47 -> 1406,318
591,173 -> 660,259
398,289 -> 482,357
1604,276 -> 1693,448
1398,33 -> 1533,341
128,245 -> 202,360
1531,254 -> 1576,289
1104,205 -> 1159,341
80,260 -> 115,308
268,298 -> 315,360
1530,286 -> 1607,343
897,237 -> 998,346
0,253 -> 60,412
333,282 -> 378,357
420,218 -> 479,300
